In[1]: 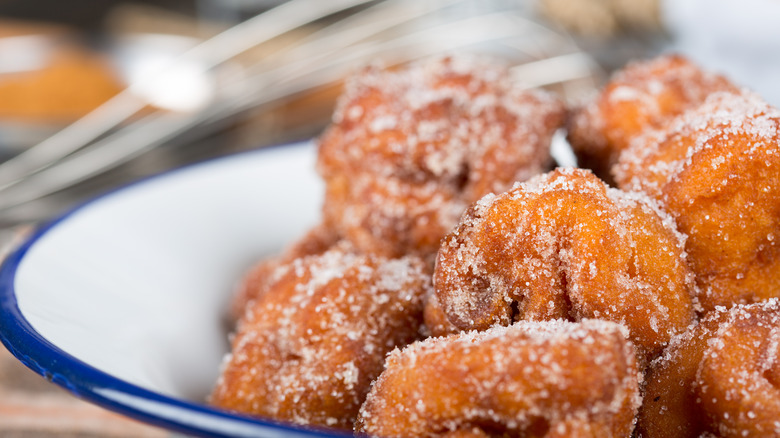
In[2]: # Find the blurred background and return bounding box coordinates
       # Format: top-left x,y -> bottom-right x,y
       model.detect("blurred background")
0,0 -> 775,227
0,0 -> 667,229
0,0 -> 777,435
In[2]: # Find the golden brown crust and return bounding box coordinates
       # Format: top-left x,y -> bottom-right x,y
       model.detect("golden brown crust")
317,55 -> 565,258
229,224 -> 341,321
567,54 -> 737,182
637,299 -> 780,438
421,289 -> 461,338
434,168 -> 696,361
320,172 -> 464,261
356,320 -> 642,437
214,53 -> 780,436
212,246 -> 431,429
615,91 -> 780,312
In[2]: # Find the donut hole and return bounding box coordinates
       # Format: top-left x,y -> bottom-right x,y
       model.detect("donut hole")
509,299 -> 522,323
455,162 -> 470,193
558,266 -> 575,316
523,416 -> 551,436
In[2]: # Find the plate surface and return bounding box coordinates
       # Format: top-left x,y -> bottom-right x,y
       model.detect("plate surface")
0,141 -> 351,437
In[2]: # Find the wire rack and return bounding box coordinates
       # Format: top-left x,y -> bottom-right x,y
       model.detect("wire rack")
0,0 -> 602,227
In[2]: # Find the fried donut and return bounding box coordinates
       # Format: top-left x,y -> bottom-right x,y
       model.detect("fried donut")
568,54 -> 737,182
229,223 -> 340,321
211,245 -> 431,430
318,55 -> 565,258
434,168 -> 696,360
637,299 -> 780,438
422,289 -> 461,338
615,91 -> 780,312
321,171 -> 465,261
356,319 -> 642,437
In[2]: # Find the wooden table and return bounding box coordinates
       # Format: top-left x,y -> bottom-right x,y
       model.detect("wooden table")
0,346 -> 168,437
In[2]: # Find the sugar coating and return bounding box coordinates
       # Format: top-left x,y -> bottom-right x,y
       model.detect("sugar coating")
615,90 -> 780,311
211,245 -> 432,430
325,55 -> 560,186
229,224 -> 340,322
421,287 -> 461,338
638,299 -> 780,437
321,171 -> 467,261
434,168 -> 696,362
567,54 -> 738,182
317,55 -> 565,258
616,90 -> 780,197
216,53 -> 780,436
356,319 -> 642,437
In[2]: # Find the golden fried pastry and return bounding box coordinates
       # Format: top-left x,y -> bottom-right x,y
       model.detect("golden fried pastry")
434,168 -> 696,361
356,319 -> 642,437
321,172 -> 463,261
615,91 -> 780,312
568,54 -> 737,182
318,55 -> 565,258
637,299 -> 780,438
229,224 -> 340,321
422,289 -> 461,338
211,245 -> 431,430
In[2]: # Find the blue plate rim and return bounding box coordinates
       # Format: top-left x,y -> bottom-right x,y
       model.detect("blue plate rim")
0,141 -> 350,438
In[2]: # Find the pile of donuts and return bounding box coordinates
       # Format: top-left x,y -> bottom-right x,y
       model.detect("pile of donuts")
210,54 -> 780,437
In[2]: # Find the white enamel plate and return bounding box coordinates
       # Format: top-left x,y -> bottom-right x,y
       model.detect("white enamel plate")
0,142 -> 353,437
